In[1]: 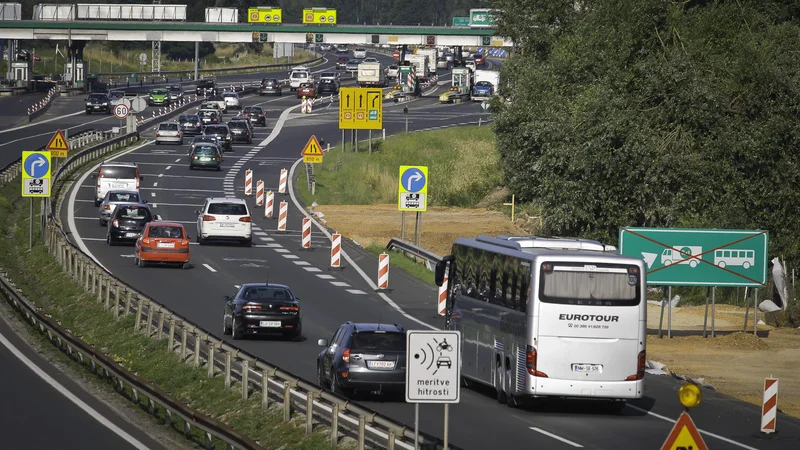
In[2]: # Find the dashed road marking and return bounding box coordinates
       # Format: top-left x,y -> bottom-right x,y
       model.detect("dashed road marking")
293,260 -> 310,266
153,182 -> 158,187
165,165 -> 172,170
202,263 -> 216,273
282,254 -> 299,259
331,281 -> 350,287
346,289 -> 367,295
304,267 -> 322,272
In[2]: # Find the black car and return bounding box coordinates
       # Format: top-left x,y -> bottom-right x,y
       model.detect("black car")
223,283 -> 302,340
242,106 -> 266,127
85,93 -> 111,115
179,114 -> 203,136
258,78 -> 282,96
227,120 -> 253,144
317,79 -> 338,95
317,322 -> 407,397
203,125 -> 232,152
106,203 -> 156,245
196,78 -> 216,96
189,144 -> 222,171
335,56 -> 349,70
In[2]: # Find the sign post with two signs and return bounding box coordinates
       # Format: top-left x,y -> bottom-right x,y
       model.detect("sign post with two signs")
619,227 -> 769,338
338,86 -> 383,154
22,150 -> 52,249
398,165 -> 428,246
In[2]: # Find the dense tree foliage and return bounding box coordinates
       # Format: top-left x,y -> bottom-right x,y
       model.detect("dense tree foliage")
491,0 -> 800,263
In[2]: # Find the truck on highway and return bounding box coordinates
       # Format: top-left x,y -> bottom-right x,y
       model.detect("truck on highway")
415,48 -> 439,78
439,66 -> 473,103
357,62 -> 386,87
471,70 -> 500,101
405,54 -> 429,82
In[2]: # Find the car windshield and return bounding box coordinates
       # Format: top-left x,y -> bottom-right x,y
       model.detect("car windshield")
169,87 -> 181,92
199,110 -> 217,117
194,136 -> 217,143
149,226 -> 183,238
193,146 -> 217,155
291,72 -> 308,79
198,80 -> 214,87
228,122 -> 247,129
117,206 -> 151,220
100,166 -> 137,179
223,93 -> 237,98
351,332 -> 406,351
89,94 -> 106,101
242,287 -> 291,300
208,203 -> 247,215
476,81 -> 492,87
159,123 -> 179,131
152,90 -> 167,95
205,126 -> 227,134
245,107 -> 262,114
107,192 -> 139,202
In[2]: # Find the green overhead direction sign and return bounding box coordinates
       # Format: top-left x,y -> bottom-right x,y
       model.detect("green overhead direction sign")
452,17 -> 470,27
469,8 -> 496,28
618,227 -> 768,287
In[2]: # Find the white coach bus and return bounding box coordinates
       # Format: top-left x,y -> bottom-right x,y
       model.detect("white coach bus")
434,235 -> 647,408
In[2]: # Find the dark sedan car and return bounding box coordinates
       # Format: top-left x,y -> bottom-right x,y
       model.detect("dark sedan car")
189,144 -> 222,171
336,56 -> 349,70
317,322 -> 407,397
242,106 -> 266,127
203,124 -> 232,152
223,283 -> 302,340
227,119 -> 253,144
106,202 -> 158,246
317,79 -> 338,95
259,78 -> 282,96
85,93 -> 111,115
179,114 -> 203,136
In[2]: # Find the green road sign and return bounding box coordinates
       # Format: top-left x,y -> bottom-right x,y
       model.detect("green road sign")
618,227 -> 769,287
469,9 -> 496,28
452,17 -> 469,27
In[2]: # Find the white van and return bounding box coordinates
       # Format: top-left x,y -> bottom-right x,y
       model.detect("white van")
289,67 -> 311,91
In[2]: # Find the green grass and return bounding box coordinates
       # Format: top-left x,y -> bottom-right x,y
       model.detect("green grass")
297,126 -> 502,208
0,178 -> 348,449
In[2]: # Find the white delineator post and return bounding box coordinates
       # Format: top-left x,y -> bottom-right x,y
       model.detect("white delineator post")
762,378 -> 779,433
438,275 -> 448,316
278,168 -> 287,194
244,169 -> 253,196
378,253 -> 389,290
265,190 -> 274,218
330,234 -> 342,268
301,218 -> 311,249
277,201 -> 287,231
256,180 -> 264,206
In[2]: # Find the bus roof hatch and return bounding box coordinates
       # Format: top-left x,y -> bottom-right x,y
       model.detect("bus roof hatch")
477,235 -> 616,252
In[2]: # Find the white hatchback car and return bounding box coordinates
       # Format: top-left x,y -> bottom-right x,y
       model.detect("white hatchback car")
353,47 -> 367,59
155,121 -> 183,145
222,92 -> 242,110
195,198 -> 252,246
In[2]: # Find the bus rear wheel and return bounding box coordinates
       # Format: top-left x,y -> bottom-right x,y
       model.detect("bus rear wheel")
495,365 -> 507,404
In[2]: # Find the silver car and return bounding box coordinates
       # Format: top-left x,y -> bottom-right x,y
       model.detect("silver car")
154,121 -> 183,145
99,190 -> 142,226
222,92 -> 242,110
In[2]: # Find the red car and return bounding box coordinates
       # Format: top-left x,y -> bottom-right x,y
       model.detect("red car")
473,53 -> 486,65
135,222 -> 190,268
296,82 -> 316,99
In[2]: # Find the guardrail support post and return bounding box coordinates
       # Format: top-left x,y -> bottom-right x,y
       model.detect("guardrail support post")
283,382 -> 292,422
157,311 -> 165,340
168,319 -> 176,352
305,392 -> 315,435
204,432 -> 213,450
207,345 -> 215,378
183,421 -> 191,439
89,267 -> 96,295
387,429 -> 396,450
147,398 -> 155,416
330,403 -> 339,446
113,285 -> 121,320
146,305 -> 154,337
135,300 -> 144,332
241,360 -> 249,400
224,352 -> 232,389
96,274 -> 103,303
193,334 -> 201,368
180,327 -> 188,361
261,370 -> 269,410
131,387 -> 139,405
124,290 -> 132,316
105,280 -> 112,310
358,415 -> 366,450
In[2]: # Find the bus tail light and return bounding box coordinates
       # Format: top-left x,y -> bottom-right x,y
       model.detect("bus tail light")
342,348 -> 350,366
626,350 -> 646,381
526,345 -> 547,378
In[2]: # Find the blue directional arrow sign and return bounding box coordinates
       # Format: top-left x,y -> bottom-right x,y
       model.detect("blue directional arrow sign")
24,152 -> 50,178
21,150 -> 52,198
398,165 -> 428,212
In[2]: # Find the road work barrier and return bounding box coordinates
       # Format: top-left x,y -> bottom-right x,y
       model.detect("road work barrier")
762,378 -> 779,433
302,218 -> 311,249
378,253 -> 390,290
244,169 -> 253,195
265,190 -> 274,218
27,85 -> 59,122
279,168 -> 288,194
0,123 -> 458,450
438,275 -> 448,316
331,234 -> 342,268
256,180 -> 264,206
301,97 -> 313,114
278,201 -> 288,232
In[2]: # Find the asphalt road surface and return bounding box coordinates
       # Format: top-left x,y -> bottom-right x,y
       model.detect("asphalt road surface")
19,50 -> 800,449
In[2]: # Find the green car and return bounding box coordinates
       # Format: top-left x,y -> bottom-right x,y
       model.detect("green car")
148,88 -> 171,106
189,143 -> 221,171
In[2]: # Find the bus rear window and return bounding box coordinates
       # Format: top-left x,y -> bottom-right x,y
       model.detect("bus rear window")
539,263 -> 640,306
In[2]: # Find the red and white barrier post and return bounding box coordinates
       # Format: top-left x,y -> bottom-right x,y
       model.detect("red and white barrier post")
265,190 -> 274,218
762,377 -> 779,433
301,218 -> 311,249
438,274 -> 448,316
278,168 -> 287,194
244,169 -> 253,195
378,253 -> 389,289
330,234 -> 342,268
256,180 -> 264,206
277,201 -> 287,231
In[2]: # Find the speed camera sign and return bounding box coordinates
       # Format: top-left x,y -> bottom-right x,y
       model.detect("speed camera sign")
114,104 -> 130,119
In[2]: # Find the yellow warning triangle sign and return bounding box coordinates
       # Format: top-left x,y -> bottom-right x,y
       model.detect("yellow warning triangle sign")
301,135 -> 323,156
661,412 -> 708,450
46,130 -> 70,151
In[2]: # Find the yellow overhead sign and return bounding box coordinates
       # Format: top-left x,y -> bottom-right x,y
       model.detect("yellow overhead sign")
247,8 -> 282,23
339,87 -> 383,130
302,8 -> 336,24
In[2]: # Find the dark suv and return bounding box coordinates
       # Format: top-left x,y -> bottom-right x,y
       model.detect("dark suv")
317,322 -> 407,397
85,93 -> 111,115
196,78 -> 216,96
106,202 -> 157,245
258,78 -> 282,96
227,119 -> 253,144
203,124 -> 232,152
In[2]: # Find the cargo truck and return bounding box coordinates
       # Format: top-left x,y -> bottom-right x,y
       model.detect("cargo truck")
357,62 -> 386,87
471,70 -> 500,101
415,48 -> 439,78
439,66 -> 473,103
405,54 -> 429,82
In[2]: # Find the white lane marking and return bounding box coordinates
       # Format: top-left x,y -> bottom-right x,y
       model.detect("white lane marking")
317,274 -> 335,280
151,193 -> 156,197
266,243 -> 283,248
153,182 -> 158,187
174,158 -> 181,163
142,187 -> 224,193
331,282 -> 350,287
158,174 -> 163,178
261,237 -> 274,242
346,289 -> 367,295
293,261 -> 310,266
287,158 -> 437,331
142,173 -> 225,180
165,166 -> 172,170
282,254 -> 299,259
202,264 -> 217,273
304,267 -> 322,272
529,428 -> 583,448
0,332 -> 153,450
625,405 -> 760,450
68,140 -> 153,272
234,285 -> 240,289
253,231 -> 268,236
0,109 -> 84,135
273,248 -> 289,253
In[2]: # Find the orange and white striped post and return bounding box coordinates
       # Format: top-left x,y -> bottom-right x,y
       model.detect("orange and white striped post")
278,168 -> 288,194
277,201 -> 287,231
330,234 -> 342,268
264,190 -> 274,218
244,169 -> 253,196
378,253 -> 389,290
762,377 -> 779,433
256,180 -> 264,206
301,218 -> 311,249
437,275 -> 448,316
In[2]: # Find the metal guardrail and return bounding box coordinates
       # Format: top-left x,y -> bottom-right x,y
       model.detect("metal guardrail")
386,238 -> 443,270
0,97 -> 455,449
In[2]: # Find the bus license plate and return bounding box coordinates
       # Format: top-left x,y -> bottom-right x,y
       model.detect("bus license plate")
367,361 -> 395,369
572,364 -> 602,373
259,321 -> 281,327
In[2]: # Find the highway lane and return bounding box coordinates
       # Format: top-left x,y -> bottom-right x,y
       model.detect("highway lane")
60,58 -> 800,448
0,314 -> 170,450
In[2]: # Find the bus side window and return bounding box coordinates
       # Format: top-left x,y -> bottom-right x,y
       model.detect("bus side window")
518,265 -> 530,313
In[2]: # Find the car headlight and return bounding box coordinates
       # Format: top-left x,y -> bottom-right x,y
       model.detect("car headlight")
102,102 -> 108,105
86,102 -> 92,105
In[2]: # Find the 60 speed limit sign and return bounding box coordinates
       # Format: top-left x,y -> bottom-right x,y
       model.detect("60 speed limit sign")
114,104 -> 130,118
